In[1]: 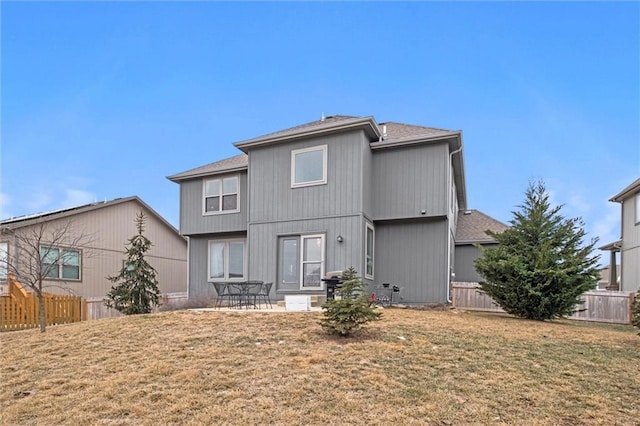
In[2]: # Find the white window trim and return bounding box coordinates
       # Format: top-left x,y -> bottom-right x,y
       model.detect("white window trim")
202,175 -> 240,216
39,246 -> 82,281
207,238 -> 247,281
300,234 -> 325,290
291,145 -> 328,188
635,193 -> 640,224
365,223 -> 375,279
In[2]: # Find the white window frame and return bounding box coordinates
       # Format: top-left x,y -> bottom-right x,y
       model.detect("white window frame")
291,145 -> 328,188
203,175 -> 240,215
207,238 -> 246,281
300,234 -> 325,290
635,193 -> 640,224
365,223 -> 375,279
0,242 -> 8,281
39,246 -> 82,281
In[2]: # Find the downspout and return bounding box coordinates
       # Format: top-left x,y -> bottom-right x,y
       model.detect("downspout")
446,144 -> 463,303
185,236 -> 190,300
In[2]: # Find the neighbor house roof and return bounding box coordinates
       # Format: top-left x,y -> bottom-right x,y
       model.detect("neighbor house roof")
609,177 -> 640,203
598,240 -> 622,252
455,209 -> 509,244
167,154 -> 248,182
0,196 -> 182,238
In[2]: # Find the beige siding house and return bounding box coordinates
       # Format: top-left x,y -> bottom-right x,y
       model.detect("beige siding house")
0,197 -> 187,304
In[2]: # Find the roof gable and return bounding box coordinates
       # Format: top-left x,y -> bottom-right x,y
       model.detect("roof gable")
1,196 -> 182,239
167,154 -> 248,182
609,177 -> 640,202
456,209 -> 508,244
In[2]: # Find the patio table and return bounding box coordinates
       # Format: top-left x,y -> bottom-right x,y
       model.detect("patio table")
212,281 -> 264,309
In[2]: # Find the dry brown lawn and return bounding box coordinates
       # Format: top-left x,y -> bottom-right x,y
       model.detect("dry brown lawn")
1,308 -> 638,425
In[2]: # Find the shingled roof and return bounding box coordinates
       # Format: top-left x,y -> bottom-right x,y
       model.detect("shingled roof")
609,177 -> 640,202
168,115 -> 465,207
0,196 -> 181,236
167,154 -> 248,182
455,209 -> 508,244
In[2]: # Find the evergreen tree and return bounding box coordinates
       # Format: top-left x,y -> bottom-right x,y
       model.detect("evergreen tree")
474,181 -> 599,320
105,211 -> 161,315
320,267 -> 381,336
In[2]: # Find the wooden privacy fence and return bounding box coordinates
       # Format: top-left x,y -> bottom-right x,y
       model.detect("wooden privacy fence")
452,282 -> 636,325
0,274 -> 85,331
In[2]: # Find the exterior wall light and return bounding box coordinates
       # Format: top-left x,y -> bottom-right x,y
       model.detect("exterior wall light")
337,235 -> 344,243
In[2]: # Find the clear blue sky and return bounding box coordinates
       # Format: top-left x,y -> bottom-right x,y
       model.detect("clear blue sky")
2,2 -> 639,259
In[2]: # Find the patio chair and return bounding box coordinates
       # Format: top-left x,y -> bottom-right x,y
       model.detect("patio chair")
212,282 -> 229,309
226,283 -> 245,309
244,281 -> 264,309
256,282 -> 273,309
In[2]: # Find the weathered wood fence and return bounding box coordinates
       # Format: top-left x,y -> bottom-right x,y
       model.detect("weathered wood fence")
0,274 -> 86,331
85,292 -> 189,320
452,282 -> 636,325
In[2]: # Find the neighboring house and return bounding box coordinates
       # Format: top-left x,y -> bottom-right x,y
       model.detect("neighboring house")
600,178 -> 640,292
454,209 -> 509,283
597,265 -> 621,291
0,196 -> 187,300
169,114 -> 501,305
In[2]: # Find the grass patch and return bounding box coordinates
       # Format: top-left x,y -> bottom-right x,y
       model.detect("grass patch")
1,309 -> 638,424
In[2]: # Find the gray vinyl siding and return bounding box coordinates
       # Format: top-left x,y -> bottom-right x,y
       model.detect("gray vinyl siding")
179,172 -> 248,235
454,243 -> 497,283
187,237 -> 214,300
621,195 -> 640,291
372,143 -> 449,220
374,219 -> 449,304
248,216 -> 364,297
248,131 -> 368,223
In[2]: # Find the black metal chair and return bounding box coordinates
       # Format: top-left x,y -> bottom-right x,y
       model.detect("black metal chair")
256,282 -> 273,308
212,282 -> 229,309
226,283 -> 245,309
244,281 -> 264,309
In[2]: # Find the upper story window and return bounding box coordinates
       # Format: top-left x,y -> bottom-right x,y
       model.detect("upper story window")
0,242 -> 8,280
635,193 -> 640,224
291,145 -> 327,188
40,246 -> 81,281
204,176 -> 239,214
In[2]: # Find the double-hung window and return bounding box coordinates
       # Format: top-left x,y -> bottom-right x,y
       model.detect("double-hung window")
291,145 -> 327,188
365,224 -> 375,279
0,242 -> 8,280
40,246 -> 81,281
208,239 -> 246,281
204,176 -> 239,214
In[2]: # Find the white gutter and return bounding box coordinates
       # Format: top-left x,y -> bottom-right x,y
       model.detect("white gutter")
446,145 -> 463,304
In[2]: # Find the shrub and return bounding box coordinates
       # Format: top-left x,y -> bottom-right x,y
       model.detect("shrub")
320,267 -> 381,337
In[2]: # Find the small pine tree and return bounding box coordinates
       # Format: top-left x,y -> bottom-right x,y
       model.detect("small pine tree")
474,180 -> 600,321
105,211 -> 161,315
320,267 -> 381,337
